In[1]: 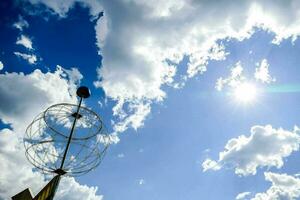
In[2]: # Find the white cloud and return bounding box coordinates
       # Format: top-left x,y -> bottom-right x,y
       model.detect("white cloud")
236,192 -> 251,200
16,35 -> 33,50
97,132 -> 120,145
0,67 -> 77,127
15,35 -> 38,65
56,177 -> 103,200
94,0 -> 300,136
13,16 -> 29,31
27,0 -> 103,17
26,0 -> 300,137
0,128 -> 45,199
0,61 -> 3,70
215,59 -> 275,92
61,67 -> 83,85
202,125 -> 300,176
130,0 -> 185,18
95,13 -> 108,50
215,62 -> 245,91
202,159 -> 221,172
14,1 -> 300,198
0,67 -> 103,199
14,52 -> 37,64
138,179 -> 145,185
28,0 -> 76,16
251,172 -> 300,200
111,101 -> 151,134
254,59 -> 275,83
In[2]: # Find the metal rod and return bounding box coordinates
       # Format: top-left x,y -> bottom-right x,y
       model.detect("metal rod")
59,97 -> 83,169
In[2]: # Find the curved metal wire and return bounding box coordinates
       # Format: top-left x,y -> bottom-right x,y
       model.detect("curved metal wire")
43,103 -> 104,140
24,103 -> 109,177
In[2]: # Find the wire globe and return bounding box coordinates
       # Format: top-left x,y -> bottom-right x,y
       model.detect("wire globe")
24,103 -> 109,176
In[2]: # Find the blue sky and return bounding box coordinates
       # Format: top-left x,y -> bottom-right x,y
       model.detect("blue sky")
2,1 -> 300,200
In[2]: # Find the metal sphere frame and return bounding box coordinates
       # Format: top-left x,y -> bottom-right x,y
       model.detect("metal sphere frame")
15,86 -> 111,200
23,87 -> 109,177
43,103 -> 103,140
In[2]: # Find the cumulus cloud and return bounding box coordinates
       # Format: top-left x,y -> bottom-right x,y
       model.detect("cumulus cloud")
0,67 -> 103,199
95,13 -> 108,50
13,15 -> 29,31
236,192 -> 251,200
16,35 -> 33,50
0,67 -> 77,126
254,59 -> 275,83
251,172 -> 300,200
26,0 -> 300,137
14,52 -> 37,64
56,177 -> 103,200
94,0 -> 298,135
0,128 -> 45,199
202,125 -> 300,176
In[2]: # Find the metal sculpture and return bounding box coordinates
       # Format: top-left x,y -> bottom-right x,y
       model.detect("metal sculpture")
14,86 -> 109,200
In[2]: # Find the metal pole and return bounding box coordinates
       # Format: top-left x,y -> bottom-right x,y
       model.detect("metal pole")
59,97 -> 83,169
50,87 -> 90,200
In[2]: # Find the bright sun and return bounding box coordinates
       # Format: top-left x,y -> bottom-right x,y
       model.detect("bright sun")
233,82 -> 257,103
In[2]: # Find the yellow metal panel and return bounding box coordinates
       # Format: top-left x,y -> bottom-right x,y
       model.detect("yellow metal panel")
12,188 -> 33,200
33,175 -> 61,200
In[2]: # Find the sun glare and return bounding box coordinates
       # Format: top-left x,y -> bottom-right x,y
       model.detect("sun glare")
233,82 -> 257,103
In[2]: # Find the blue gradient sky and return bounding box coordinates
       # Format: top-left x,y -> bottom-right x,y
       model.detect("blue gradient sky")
2,1 -> 300,200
